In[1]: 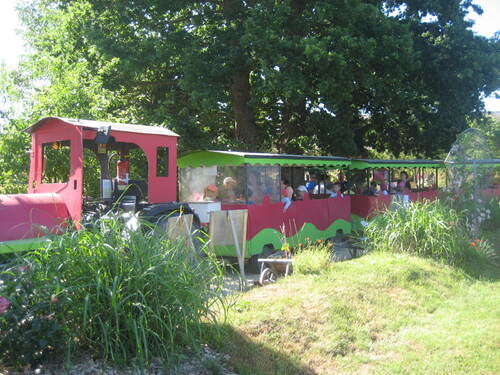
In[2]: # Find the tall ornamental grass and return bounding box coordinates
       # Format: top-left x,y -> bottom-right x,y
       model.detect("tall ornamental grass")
0,216 -> 226,367
364,200 -> 473,265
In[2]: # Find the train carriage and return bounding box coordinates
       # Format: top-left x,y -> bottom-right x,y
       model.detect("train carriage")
348,159 -> 445,231
178,151 -> 352,267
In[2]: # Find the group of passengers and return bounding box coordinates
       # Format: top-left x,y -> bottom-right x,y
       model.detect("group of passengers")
305,171 -> 413,198
362,171 -> 411,196
282,178 -> 344,201
201,170 -> 414,204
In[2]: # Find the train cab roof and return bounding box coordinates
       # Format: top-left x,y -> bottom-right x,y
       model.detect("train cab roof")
24,117 -> 179,137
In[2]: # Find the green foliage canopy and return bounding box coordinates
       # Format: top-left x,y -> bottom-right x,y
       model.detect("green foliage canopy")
8,0 -> 500,159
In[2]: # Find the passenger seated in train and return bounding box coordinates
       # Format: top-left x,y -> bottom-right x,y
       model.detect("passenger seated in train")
202,184 -> 219,201
397,171 -> 411,194
305,175 -> 318,193
281,179 -> 294,210
219,176 -> 237,203
247,171 -> 265,204
293,185 -> 308,201
329,182 -> 344,198
373,168 -> 389,192
363,181 -> 381,196
281,179 -> 294,200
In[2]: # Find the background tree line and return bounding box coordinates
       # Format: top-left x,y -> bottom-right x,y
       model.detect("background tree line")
0,0 -> 499,193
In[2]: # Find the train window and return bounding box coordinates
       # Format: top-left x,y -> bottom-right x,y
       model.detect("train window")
246,165 -> 281,204
42,141 -> 71,183
178,165 -> 280,204
156,147 -> 169,177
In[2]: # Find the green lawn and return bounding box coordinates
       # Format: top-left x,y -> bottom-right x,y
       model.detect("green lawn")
218,252 -> 500,375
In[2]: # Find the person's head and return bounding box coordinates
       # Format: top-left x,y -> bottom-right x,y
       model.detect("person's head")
370,181 -> 379,191
309,174 -> 317,182
223,176 -> 236,189
282,178 -> 290,188
400,171 -> 408,181
296,185 -> 307,199
333,182 -> 342,193
204,184 -> 218,200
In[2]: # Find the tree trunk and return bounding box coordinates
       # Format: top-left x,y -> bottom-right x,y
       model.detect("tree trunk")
221,0 -> 259,151
278,98 -> 307,154
230,69 -> 259,150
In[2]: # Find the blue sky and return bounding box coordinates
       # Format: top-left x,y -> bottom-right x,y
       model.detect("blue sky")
1,0 -> 499,111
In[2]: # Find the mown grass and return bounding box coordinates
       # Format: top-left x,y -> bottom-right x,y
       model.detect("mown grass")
218,252 -> 500,374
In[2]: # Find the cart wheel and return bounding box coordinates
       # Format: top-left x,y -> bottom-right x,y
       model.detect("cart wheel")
259,267 -> 278,285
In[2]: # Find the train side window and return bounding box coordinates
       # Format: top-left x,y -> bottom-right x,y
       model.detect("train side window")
156,147 -> 169,177
42,141 -> 71,183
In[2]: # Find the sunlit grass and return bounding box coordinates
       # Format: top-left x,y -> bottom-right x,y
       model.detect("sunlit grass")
218,252 -> 500,375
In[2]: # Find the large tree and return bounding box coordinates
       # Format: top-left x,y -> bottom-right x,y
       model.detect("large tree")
14,0 -> 500,156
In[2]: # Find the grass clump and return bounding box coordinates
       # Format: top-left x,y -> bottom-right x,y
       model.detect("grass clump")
364,200 -> 474,265
293,244 -> 331,275
0,216 -> 226,368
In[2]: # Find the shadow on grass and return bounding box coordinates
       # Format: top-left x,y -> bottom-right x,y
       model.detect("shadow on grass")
458,256 -> 500,282
215,324 -> 315,375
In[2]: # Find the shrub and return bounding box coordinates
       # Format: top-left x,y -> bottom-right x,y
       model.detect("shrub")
364,200 -> 473,265
294,244 -> 331,275
0,216 -> 226,367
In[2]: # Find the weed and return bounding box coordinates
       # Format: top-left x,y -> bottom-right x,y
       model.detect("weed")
293,245 -> 331,275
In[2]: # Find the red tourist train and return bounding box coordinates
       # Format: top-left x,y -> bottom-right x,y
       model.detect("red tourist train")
1,118 -> 499,266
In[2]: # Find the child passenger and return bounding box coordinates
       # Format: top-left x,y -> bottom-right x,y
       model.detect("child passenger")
281,179 -> 294,210
329,182 -> 343,198
397,171 -> 411,194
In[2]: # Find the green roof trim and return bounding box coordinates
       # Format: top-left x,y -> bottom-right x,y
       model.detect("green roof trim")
178,151 -> 499,170
178,150 -> 351,168
350,159 -> 445,169
444,159 -> 500,167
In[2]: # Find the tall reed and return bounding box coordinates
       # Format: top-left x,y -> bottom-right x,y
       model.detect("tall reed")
364,200 -> 472,265
1,215 -> 226,367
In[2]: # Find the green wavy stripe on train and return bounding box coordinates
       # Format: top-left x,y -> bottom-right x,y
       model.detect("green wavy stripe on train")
213,219 -> 351,258
351,214 -> 364,232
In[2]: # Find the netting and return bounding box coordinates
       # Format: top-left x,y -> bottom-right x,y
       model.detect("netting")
444,128 -> 494,236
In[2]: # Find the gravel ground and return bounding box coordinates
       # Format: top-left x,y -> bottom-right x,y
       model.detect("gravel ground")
1,346 -> 238,375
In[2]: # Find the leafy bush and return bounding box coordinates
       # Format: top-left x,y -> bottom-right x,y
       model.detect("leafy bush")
294,244 -> 331,275
0,216 -> 226,367
364,200 -> 474,265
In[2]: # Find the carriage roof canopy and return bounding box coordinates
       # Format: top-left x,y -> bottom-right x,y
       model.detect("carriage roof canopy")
350,159 -> 445,169
178,150 -> 351,168
444,159 -> 500,167
24,117 -> 179,137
